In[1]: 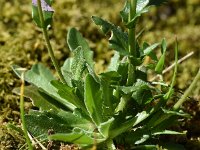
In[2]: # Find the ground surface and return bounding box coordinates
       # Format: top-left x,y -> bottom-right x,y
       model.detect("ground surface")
0,0 -> 199,149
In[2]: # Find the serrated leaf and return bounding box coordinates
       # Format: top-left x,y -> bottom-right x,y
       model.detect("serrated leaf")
92,16 -> 113,34
67,28 -> 94,69
32,0 -> 54,28
92,16 -> 129,56
84,74 -> 103,126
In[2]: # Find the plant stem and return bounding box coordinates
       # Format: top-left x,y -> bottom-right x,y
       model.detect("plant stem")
128,0 -> 137,57
173,69 -> 200,110
20,71 -> 33,150
127,0 -> 137,85
37,0 -> 66,84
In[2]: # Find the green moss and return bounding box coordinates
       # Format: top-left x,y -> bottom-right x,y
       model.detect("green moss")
0,0 -> 199,148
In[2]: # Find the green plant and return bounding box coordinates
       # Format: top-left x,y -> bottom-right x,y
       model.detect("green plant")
12,0 -> 199,149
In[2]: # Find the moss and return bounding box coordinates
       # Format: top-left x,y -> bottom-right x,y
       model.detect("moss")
0,0 -> 199,149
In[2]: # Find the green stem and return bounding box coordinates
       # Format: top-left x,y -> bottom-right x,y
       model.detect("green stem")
127,0 -> 137,85
20,71 -> 33,150
128,0 -> 137,57
37,0 -> 66,84
173,69 -> 200,110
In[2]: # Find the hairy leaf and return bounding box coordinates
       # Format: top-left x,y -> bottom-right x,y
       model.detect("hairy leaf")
49,128 -> 105,144
67,28 -> 94,69
25,110 -> 93,140
24,64 -> 76,110
92,16 -> 129,56
84,74 -> 103,126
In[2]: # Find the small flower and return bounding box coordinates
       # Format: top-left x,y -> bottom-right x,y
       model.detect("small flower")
32,0 -> 54,12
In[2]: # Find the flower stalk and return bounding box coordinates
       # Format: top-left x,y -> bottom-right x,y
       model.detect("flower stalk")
36,0 -> 66,84
127,0 -> 137,85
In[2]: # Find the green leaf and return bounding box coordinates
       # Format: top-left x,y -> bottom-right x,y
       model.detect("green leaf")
25,110 -> 93,140
13,86 -> 59,111
117,79 -> 151,94
125,7 -> 150,29
100,71 -> 121,83
107,52 -> 120,71
120,0 -> 149,24
98,118 -> 115,138
92,16 -> 129,56
26,63 -> 55,81
71,46 -> 86,80
117,62 -> 129,85
84,74 -> 103,126
143,43 -> 160,56
32,0 -> 54,29
152,130 -> 186,135
110,111 -> 150,138
51,80 -> 87,113
49,128 -> 105,144
24,64 -> 76,110
161,38 -> 167,54
120,1 -> 130,23
161,108 -> 190,118
155,53 -> 165,74
99,72 -> 120,117
67,28 -> 94,69
61,58 -> 73,86
137,0 -> 150,12
92,16 -> 113,34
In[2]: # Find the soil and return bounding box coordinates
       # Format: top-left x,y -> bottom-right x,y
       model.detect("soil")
0,0 -> 199,149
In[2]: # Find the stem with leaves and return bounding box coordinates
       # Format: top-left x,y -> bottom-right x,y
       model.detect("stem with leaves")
36,0 -> 66,84
127,0 -> 137,85
128,0 -> 137,57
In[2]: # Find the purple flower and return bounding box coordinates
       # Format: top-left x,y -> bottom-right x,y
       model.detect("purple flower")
32,0 -> 54,12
